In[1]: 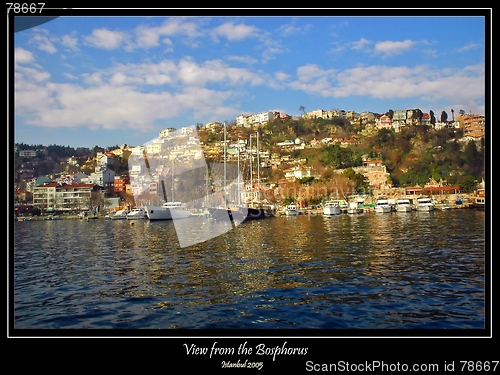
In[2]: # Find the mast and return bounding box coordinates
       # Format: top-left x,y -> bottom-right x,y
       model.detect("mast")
256,131 -> 260,202
249,134 -> 253,207
205,165 -> 209,209
223,121 -> 227,207
237,144 -> 241,206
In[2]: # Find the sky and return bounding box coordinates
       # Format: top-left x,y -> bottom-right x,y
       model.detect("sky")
11,11 -> 489,149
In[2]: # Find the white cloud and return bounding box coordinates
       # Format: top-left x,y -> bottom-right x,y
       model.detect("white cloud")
63,72 -> 79,80
275,71 -> 291,81
135,25 -> 162,48
15,64 -> 50,82
156,18 -> 202,39
284,61 -> 485,114
277,20 -> 313,36
288,64 -> 337,95
15,47 -> 34,64
333,64 -> 485,107
212,22 -> 259,41
100,58 -> 266,89
30,29 -> 57,54
227,55 -> 259,65
84,28 -> 127,49
82,72 -> 103,85
14,57 -> 255,133
373,40 -> 416,57
351,37 -> 371,51
457,42 -> 481,53
60,34 -> 79,51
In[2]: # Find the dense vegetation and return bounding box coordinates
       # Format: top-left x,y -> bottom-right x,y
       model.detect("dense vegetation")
200,116 -> 484,192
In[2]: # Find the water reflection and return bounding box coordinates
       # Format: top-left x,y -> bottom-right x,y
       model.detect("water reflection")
13,209 -> 485,329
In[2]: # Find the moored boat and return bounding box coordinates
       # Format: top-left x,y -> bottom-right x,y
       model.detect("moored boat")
347,201 -> 363,214
375,198 -> 392,213
145,202 -> 192,221
126,208 -> 147,219
416,197 -> 435,211
109,209 -> 129,220
283,204 -> 300,216
323,200 -> 341,216
396,198 -> 413,212
470,189 -> 485,209
207,205 -> 274,223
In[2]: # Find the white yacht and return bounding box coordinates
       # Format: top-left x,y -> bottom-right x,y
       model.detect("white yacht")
396,198 -> 413,212
283,204 -> 300,216
323,200 -> 341,216
126,208 -> 147,219
375,198 -> 392,213
145,202 -> 192,221
109,209 -> 129,220
347,201 -> 363,214
416,197 -> 435,211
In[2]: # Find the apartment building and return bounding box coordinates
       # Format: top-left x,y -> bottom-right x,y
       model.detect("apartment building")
33,182 -> 95,211
460,114 -> 485,138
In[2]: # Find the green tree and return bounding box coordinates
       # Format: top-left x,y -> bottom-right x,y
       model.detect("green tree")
429,110 -> 436,125
440,111 -> 448,123
462,140 -> 483,176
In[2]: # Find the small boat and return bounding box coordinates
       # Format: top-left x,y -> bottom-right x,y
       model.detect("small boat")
283,204 -> 300,216
347,201 -> 363,214
470,189 -> 485,210
126,208 -> 147,219
145,202 -> 192,221
375,198 -> 391,213
396,198 -> 413,212
323,200 -> 341,216
207,205 -> 274,223
44,214 -> 62,220
416,197 -> 435,211
109,209 -> 129,220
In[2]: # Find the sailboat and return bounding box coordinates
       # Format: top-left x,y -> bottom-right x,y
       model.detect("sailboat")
144,159 -> 192,221
242,131 -> 275,220
207,125 -> 274,223
206,121 -> 239,222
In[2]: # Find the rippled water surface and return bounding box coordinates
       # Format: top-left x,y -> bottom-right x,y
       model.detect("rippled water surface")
12,209 -> 486,331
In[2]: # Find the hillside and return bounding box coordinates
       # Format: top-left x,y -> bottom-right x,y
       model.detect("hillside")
14,117 -> 485,197
198,117 -> 485,193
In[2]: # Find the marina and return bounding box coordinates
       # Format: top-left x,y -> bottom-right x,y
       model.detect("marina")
12,207 -> 486,331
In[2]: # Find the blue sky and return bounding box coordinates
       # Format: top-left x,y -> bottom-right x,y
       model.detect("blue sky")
12,13 -> 488,149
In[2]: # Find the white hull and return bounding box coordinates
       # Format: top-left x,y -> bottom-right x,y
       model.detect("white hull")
323,206 -> 341,215
110,214 -> 128,220
416,197 -> 435,211
347,202 -> 362,214
145,205 -> 191,221
127,209 -> 146,219
283,204 -> 300,216
417,205 -> 434,211
375,206 -> 391,213
375,199 -> 391,213
397,206 -> 413,212
396,200 -> 413,212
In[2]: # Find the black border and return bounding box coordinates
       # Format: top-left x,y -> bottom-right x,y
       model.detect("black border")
8,7 -> 493,367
